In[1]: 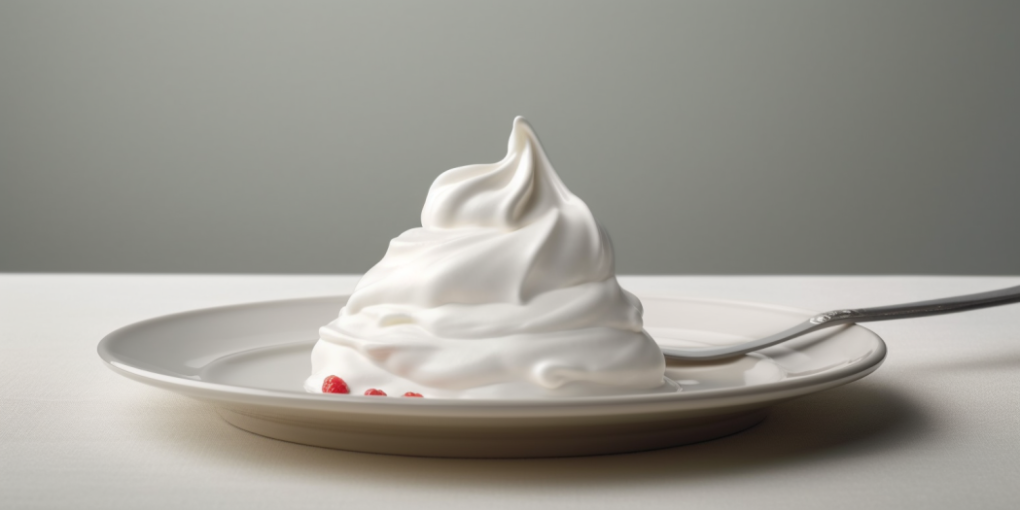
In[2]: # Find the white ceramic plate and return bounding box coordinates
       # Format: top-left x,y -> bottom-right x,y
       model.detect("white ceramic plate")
97,295 -> 885,458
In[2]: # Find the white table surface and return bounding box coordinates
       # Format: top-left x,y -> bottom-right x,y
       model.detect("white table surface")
2,274 -> 1019,509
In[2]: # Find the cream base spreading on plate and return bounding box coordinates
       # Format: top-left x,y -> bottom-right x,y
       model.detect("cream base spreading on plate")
306,117 -> 673,398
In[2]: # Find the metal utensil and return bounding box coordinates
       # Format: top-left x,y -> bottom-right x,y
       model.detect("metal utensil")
661,283 -> 1020,361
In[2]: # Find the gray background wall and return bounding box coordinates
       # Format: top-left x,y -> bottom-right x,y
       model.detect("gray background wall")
1,0 -> 1018,275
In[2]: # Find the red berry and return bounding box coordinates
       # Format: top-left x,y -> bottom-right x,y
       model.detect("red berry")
322,375 -> 349,394
403,392 -> 424,398
364,388 -> 387,396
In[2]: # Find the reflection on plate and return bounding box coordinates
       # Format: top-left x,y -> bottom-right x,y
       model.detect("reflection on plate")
98,295 -> 885,458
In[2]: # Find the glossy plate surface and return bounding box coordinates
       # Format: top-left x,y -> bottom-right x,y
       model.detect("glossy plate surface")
98,295 -> 886,457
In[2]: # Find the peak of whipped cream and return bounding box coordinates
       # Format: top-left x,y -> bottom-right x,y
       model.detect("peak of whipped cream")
306,117 -> 673,399
422,116 -> 591,231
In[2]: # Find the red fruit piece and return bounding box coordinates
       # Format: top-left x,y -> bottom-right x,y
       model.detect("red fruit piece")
364,388 -> 387,396
322,375 -> 349,394
403,392 -> 424,398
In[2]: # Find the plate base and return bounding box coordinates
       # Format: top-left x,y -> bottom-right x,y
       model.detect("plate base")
216,406 -> 770,458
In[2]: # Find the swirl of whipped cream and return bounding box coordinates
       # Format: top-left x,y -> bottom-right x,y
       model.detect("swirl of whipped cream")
306,117 -> 672,398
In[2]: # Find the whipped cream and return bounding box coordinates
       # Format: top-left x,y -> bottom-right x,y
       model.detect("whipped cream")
306,117 -> 673,398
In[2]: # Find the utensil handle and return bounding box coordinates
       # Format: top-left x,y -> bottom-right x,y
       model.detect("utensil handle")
809,284 -> 1020,326
663,283 -> 1020,362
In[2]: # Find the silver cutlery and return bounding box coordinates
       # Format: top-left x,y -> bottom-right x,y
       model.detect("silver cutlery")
661,283 -> 1020,361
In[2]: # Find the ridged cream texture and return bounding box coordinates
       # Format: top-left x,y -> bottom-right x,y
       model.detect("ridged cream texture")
306,117 -> 672,398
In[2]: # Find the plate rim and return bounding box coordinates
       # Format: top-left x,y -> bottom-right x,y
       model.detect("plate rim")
97,294 -> 887,415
